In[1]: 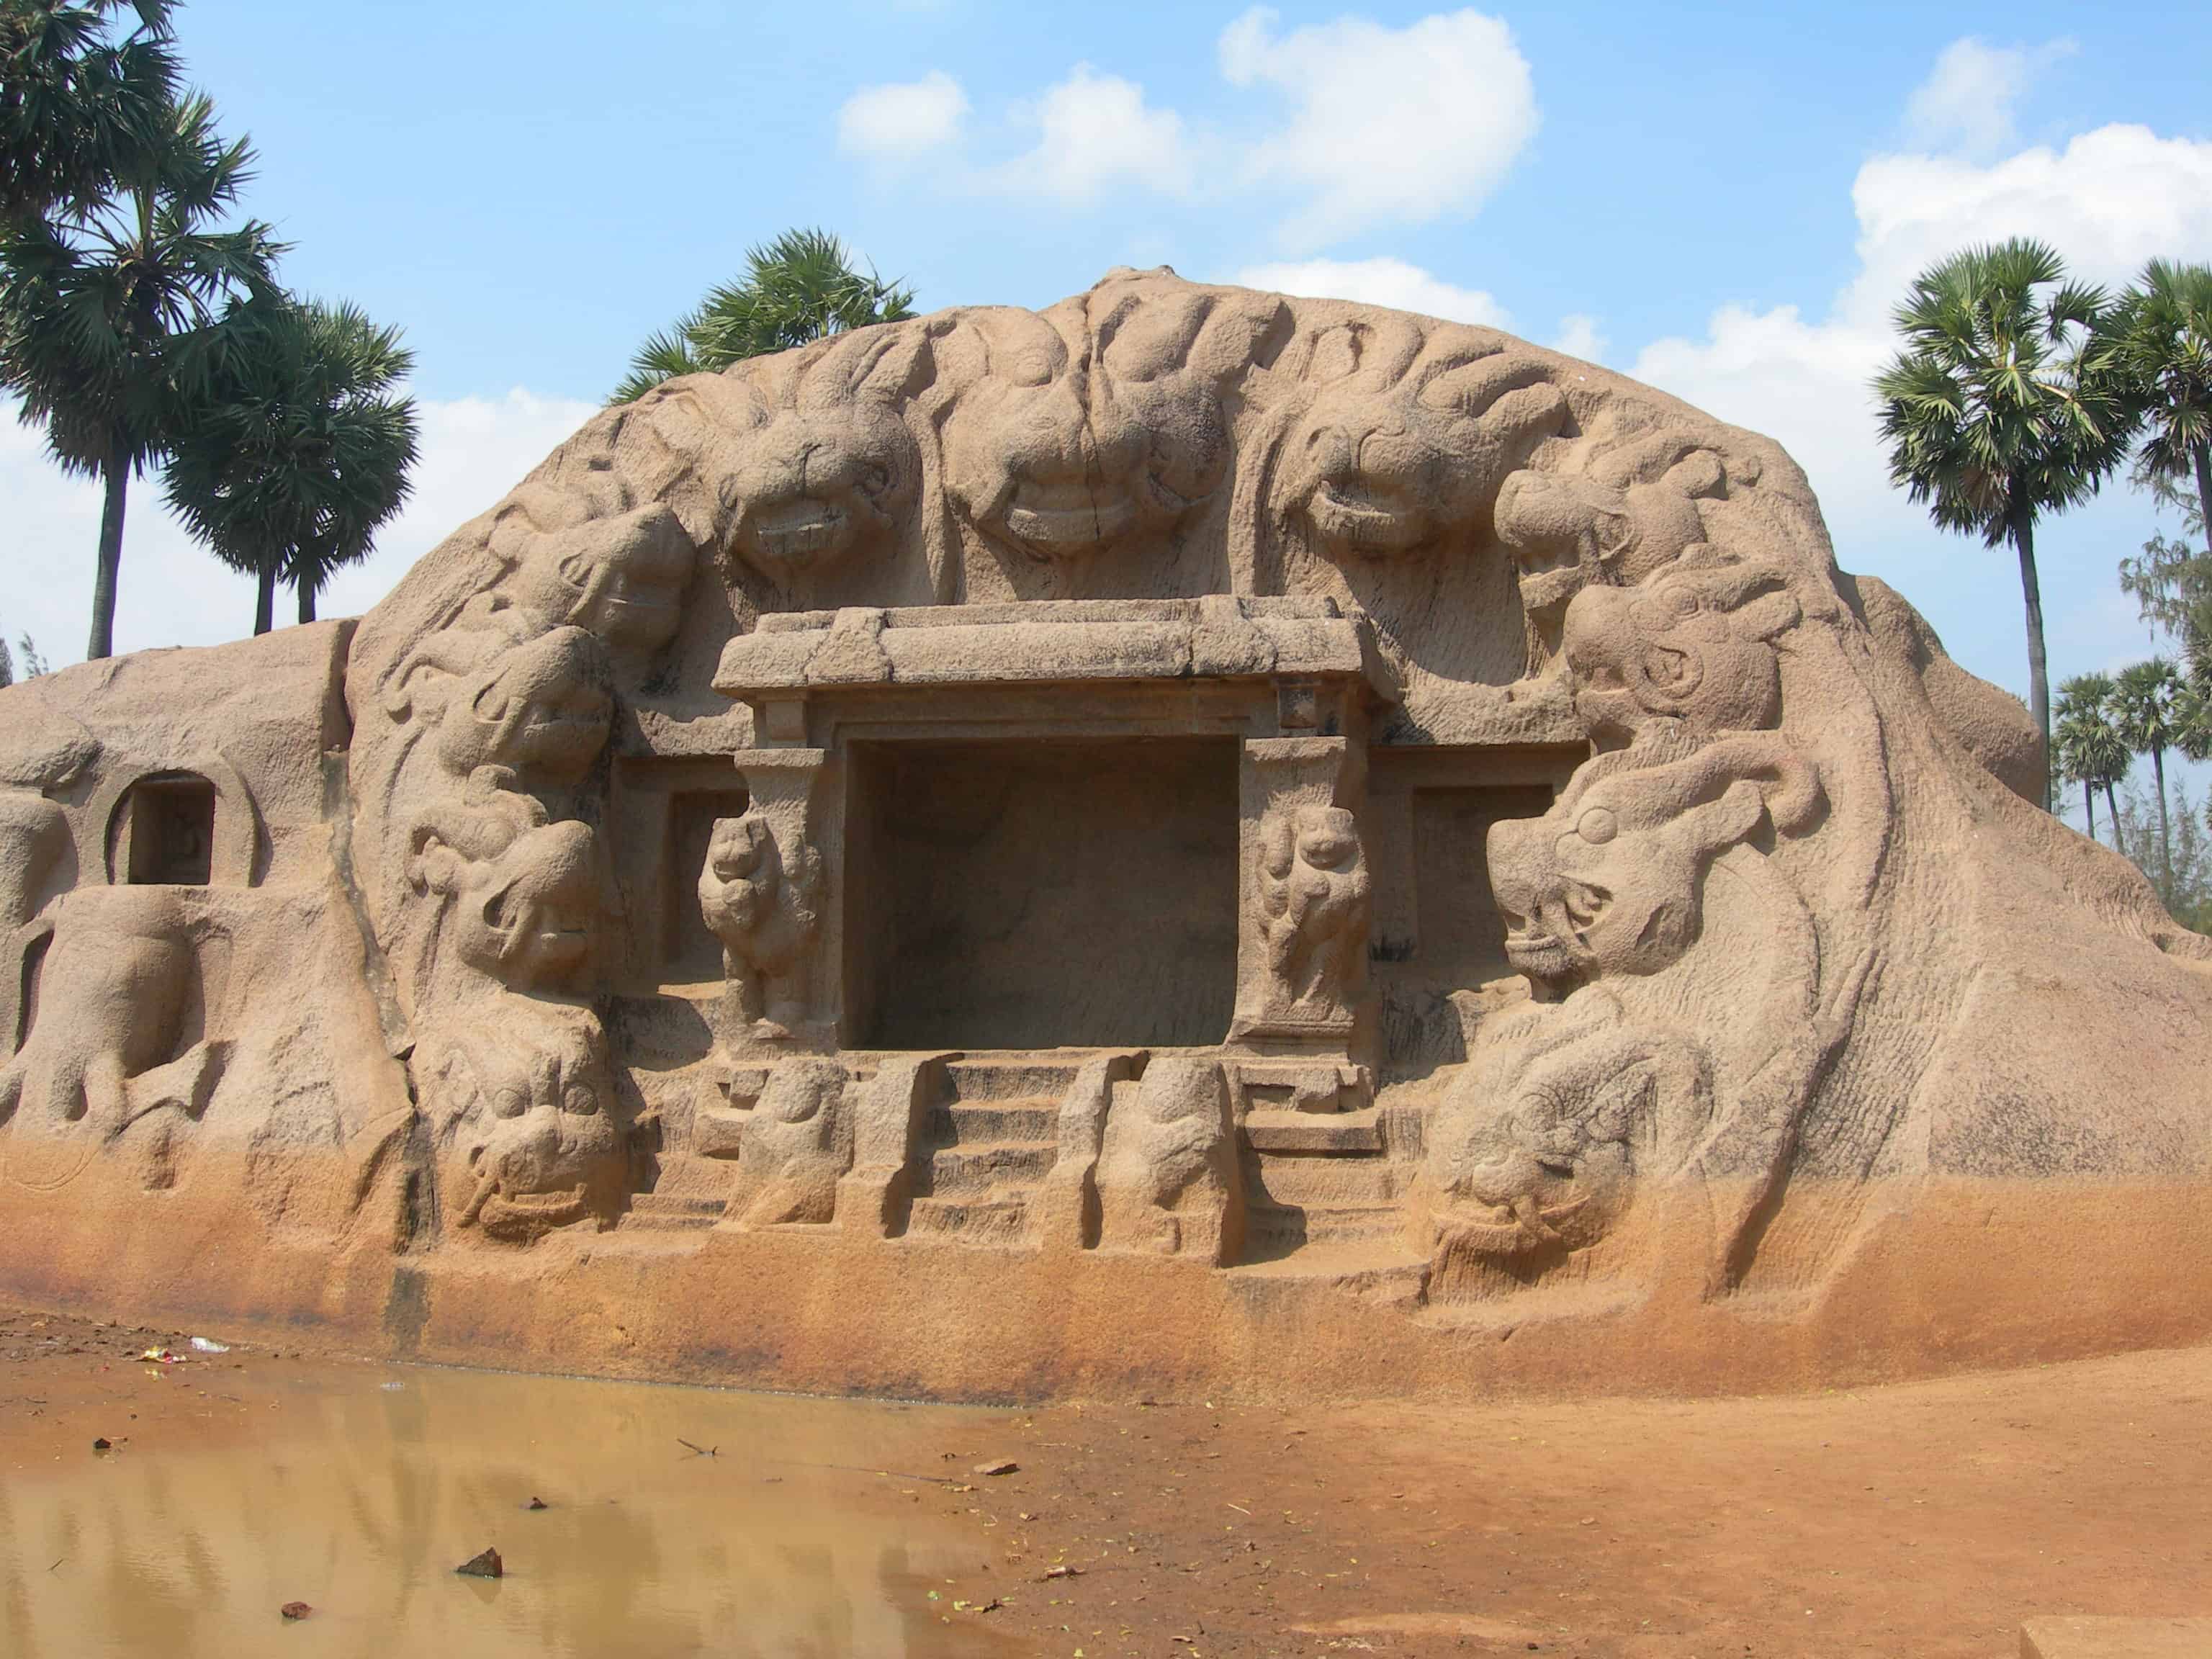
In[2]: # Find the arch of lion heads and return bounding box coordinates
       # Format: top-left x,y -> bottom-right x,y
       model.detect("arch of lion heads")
2,269 -> 2207,1400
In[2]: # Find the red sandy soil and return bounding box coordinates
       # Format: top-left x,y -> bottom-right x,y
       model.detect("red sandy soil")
4,1305 -> 2208,1657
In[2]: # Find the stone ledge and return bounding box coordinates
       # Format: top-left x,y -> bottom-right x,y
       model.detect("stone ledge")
1244,1109 -> 1383,1154
2021,1617 -> 2212,1658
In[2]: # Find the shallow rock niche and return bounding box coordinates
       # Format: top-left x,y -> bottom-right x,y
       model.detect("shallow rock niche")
3,270 -> 2208,1401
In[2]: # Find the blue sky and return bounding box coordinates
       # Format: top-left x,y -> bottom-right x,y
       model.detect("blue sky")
6,1 -> 2211,807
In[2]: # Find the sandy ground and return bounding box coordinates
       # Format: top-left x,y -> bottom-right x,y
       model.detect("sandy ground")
4,1305 -> 2208,1658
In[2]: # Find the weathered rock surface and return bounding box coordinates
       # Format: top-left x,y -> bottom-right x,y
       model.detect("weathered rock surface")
1,271 -> 2206,1401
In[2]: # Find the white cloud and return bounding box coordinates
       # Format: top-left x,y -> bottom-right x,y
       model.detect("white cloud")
0,388 -> 596,667
1903,36 -> 2073,157
847,9 -> 1539,243
1219,6 -> 1537,251
994,66 -> 1192,203
1631,108 -> 2212,702
837,71 -> 969,161
1841,125 -> 2212,325
1550,313 -> 1607,363
1232,257 -> 1509,327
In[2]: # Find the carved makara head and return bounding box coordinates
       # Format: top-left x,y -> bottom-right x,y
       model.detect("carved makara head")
1274,321 -> 1568,557
1497,440 -> 1725,639
1429,989 -> 1709,1256
410,776 -> 600,992
510,503 -> 695,657
724,326 -> 933,580
1488,739 -> 1820,993
421,1004 -> 620,1241
1561,555 -> 1802,748
433,625 -> 613,783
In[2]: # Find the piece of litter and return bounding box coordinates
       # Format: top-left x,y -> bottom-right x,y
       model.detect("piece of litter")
454,1547 -> 503,1579
524,1497 -> 548,1511
279,1601 -> 313,1621
189,1336 -> 230,1354
973,1458 -> 1019,1478
379,1381 -> 405,1392
1043,1564 -> 1084,1580
138,1347 -> 184,1364
91,1437 -> 112,1452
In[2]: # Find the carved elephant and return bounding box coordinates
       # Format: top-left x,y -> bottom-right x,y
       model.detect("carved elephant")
0,887 -> 222,1191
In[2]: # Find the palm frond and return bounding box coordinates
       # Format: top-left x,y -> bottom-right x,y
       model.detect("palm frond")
606,227 -> 917,405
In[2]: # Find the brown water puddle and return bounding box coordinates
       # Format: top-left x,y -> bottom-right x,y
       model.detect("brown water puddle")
1,1347 -> 1027,1658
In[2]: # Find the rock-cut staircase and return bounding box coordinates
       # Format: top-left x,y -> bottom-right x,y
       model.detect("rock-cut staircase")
903,1056 -> 1074,1247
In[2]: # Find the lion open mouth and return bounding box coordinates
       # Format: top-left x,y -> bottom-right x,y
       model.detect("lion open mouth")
1305,480 -> 1424,552
1002,477 -> 1138,551
747,496 -> 852,565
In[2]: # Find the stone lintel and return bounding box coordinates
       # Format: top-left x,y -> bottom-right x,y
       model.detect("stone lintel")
712,596 -> 1398,706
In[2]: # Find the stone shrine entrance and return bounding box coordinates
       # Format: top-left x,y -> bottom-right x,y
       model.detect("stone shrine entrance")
845,735 -> 1239,1051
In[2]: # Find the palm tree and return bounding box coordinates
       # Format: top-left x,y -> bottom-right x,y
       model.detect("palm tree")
163,295 -> 418,632
2109,658 -> 2188,902
0,90 -> 280,658
610,227 -> 914,403
2110,261 -> 2212,558
1873,240 -> 2139,805
1,0 -> 178,224
2176,649 -> 2212,770
2054,671 -> 2129,847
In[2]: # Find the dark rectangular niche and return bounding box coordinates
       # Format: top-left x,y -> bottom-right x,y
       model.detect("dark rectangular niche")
848,736 -> 1239,1051
663,787 -> 750,983
1410,783 -> 1555,989
1372,780 -> 1557,1078
126,775 -> 216,886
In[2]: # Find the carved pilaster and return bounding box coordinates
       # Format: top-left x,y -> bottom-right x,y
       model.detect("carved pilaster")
698,747 -> 840,1054
1232,737 -> 1372,1058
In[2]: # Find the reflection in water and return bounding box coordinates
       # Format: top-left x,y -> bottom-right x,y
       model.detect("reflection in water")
0,1364 -> 1021,1658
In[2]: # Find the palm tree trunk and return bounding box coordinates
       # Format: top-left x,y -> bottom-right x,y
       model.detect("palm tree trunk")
2082,780 -> 2097,842
2152,744 -> 2172,904
2193,441 -> 2212,562
253,554 -> 277,636
297,576 -> 316,626
87,447 -> 130,661
2013,508 -> 2051,811
2104,781 -> 2125,859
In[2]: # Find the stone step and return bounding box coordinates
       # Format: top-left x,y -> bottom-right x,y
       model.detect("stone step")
932,1099 -> 1059,1146
924,1140 -> 1058,1196
943,1059 -> 1082,1104
1247,1202 -> 1407,1248
907,1195 -> 1032,1246
623,1192 -> 727,1231
1244,1151 -> 1405,1208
